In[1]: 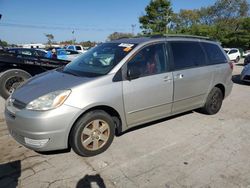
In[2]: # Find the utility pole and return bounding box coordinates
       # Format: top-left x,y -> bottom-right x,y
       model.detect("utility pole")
131,24 -> 136,35
72,30 -> 75,44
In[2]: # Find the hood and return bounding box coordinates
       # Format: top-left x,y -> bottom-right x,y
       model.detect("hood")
12,70 -> 94,104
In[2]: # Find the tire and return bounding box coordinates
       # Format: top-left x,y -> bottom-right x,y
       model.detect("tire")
70,110 -> 115,157
200,87 -> 223,115
235,56 -> 240,63
0,69 -> 31,99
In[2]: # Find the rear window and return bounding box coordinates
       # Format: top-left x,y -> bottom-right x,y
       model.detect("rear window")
202,43 -> 227,65
18,49 -> 32,56
67,46 -> 74,50
76,46 -> 82,50
170,41 -> 206,70
229,49 -> 238,54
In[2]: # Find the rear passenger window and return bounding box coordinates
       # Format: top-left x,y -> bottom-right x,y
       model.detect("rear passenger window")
202,43 -> 227,65
76,46 -> 82,50
229,49 -> 237,54
170,41 -> 206,70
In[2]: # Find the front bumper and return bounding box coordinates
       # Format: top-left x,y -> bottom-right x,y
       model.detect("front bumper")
5,104 -> 81,151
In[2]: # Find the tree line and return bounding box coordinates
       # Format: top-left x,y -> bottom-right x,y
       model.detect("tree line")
111,0 -> 250,50
1,0 -> 249,50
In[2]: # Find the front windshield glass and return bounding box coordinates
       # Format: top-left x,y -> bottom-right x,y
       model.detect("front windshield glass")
62,42 -> 137,77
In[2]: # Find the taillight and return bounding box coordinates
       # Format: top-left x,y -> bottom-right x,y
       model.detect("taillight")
229,61 -> 234,70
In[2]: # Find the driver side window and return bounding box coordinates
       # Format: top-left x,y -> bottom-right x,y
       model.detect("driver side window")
127,43 -> 166,79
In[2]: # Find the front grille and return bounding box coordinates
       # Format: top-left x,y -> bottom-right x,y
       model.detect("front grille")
13,99 -> 26,109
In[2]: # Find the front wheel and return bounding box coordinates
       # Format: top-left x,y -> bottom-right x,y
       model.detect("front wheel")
200,87 -> 223,115
70,110 -> 115,157
0,69 -> 31,99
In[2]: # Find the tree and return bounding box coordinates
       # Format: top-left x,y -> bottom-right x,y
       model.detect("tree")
139,0 -> 173,34
197,7 -> 215,25
107,32 -> 134,41
0,40 -> 8,47
177,9 -> 200,28
59,40 -> 75,45
45,33 -> 54,46
170,0 -> 250,49
79,41 -> 97,48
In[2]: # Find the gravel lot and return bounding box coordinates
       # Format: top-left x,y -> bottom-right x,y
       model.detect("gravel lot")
0,60 -> 250,188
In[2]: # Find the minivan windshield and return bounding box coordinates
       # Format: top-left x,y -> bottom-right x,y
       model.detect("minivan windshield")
61,43 -> 136,77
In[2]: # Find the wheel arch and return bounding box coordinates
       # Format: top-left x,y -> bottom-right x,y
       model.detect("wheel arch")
214,83 -> 225,99
67,105 -> 123,148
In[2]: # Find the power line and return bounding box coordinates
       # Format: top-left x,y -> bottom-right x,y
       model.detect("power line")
0,22 -> 131,32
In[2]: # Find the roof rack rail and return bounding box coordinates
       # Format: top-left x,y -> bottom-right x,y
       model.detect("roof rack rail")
165,34 -> 211,40
150,34 -> 213,41
150,34 -> 164,38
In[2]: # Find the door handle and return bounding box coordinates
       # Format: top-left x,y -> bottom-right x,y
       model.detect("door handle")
174,74 -> 184,79
163,76 -> 172,82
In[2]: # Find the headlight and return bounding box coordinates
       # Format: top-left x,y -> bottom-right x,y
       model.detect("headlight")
26,90 -> 71,111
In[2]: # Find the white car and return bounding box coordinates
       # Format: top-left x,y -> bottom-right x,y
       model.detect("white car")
224,48 -> 241,62
66,45 -> 87,53
243,50 -> 250,57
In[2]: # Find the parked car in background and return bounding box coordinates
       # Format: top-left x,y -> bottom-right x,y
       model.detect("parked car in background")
56,49 -> 81,61
46,47 -> 62,51
244,54 -> 250,66
224,48 -> 241,63
0,50 -> 69,99
66,45 -> 86,53
6,48 -> 47,57
5,35 -> 233,157
241,64 -> 250,83
243,50 -> 250,57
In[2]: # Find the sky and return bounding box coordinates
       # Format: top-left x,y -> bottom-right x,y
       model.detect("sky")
0,0 -> 217,44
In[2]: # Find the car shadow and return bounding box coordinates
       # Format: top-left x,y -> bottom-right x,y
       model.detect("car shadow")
76,174 -> 106,188
235,63 -> 244,67
35,148 -> 71,155
118,111 -> 193,136
232,74 -> 250,86
0,160 -> 21,188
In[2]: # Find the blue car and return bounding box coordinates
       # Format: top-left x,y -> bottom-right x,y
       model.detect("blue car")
53,49 -> 81,61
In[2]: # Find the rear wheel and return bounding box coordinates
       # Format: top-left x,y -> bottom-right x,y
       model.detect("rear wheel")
200,87 -> 223,115
0,69 -> 31,99
235,56 -> 240,63
70,110 -> 115,157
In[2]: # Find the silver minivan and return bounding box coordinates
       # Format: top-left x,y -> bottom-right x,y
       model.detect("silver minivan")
5,36 -> 233,157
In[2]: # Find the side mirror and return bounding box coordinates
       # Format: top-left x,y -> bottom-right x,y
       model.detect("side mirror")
127,64 -> 141,80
